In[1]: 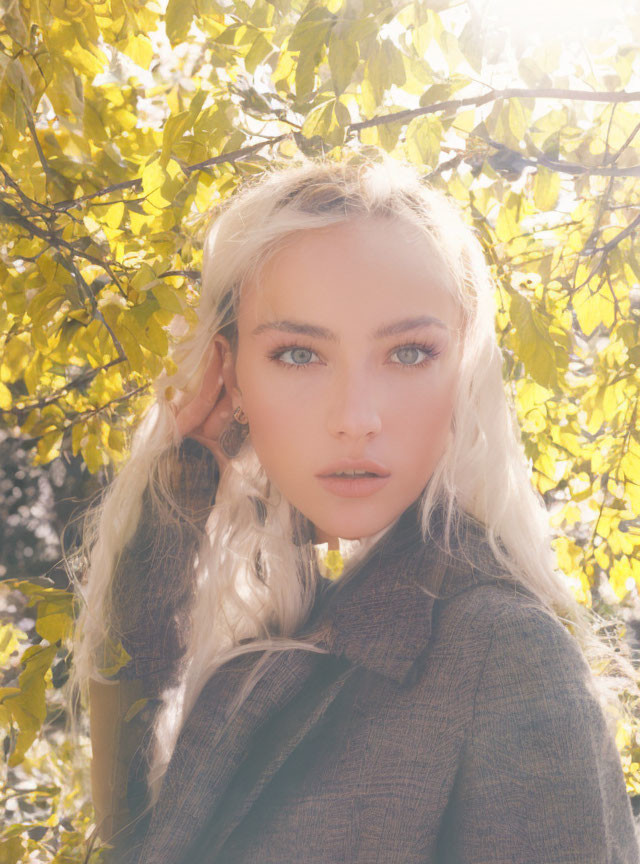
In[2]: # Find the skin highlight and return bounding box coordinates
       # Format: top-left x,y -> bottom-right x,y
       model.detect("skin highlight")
223,216 -> 462,549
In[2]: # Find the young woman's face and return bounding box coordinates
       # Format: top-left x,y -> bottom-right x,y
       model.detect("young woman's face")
233,216 -> 461,545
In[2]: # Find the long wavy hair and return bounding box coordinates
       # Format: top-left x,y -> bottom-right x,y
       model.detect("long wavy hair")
67,154 -> 639,835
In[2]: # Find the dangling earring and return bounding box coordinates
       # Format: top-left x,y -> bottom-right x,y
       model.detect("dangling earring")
219,406 -> 250,458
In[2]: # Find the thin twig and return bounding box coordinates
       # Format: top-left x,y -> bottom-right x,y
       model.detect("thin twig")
3,358 -> 128,416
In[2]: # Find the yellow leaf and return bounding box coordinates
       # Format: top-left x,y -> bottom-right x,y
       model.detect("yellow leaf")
573,283 -> 615,336
71,422 -> 85,457
119,34 -> 154,70
509,292 -> 560,389
36,430 -> 63,464
495,204 -> 518,242
1,335 -> 30,382
608,557 -> 632,601
0,381 -> 12,410
141,159 -> 172,209
0,623 -> 27,667
83,433 -> 106,473
69,41 -> 107,76
301,99 -> 334,140
152,283 -> 183,313
3,642 -> 59,765
95,635 -> 132,678
123,697 -> 150,723
533,166 -> 561,211
35,594 -> 75,643
405,115 -> 442,167
104,202 -> 125,230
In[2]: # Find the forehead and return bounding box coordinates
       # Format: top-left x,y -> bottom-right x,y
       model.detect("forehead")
238,217 -> 460,331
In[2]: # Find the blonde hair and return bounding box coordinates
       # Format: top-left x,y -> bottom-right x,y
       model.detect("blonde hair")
67,153 -> 639,838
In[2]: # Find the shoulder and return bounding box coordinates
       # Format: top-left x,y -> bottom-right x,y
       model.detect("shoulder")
442,582 -> 610,755
431,577 -> 594,701
423,552 -> 639,860
429,581 -> 614,774
420,512 -> 590,685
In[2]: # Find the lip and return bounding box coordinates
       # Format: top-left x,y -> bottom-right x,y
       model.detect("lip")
316,459 -> 390,478
316,474 -> 391,498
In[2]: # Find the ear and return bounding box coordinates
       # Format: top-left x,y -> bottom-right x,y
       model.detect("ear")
211,332 -> 242,409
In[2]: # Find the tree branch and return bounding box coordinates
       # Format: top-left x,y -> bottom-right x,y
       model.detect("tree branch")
478,134 -> 640,178
14,385 -> 151,447
24,87 -> 640,217
65,256 -> 128,362
52,137 -> 288,212
0,164 -> 56,215
5,358 -> 128,418
158,268 -> 201,280
606,118 -> 640,166
349,87 -> 640,133
593,213 -> 640,255
571,211 -> 640,291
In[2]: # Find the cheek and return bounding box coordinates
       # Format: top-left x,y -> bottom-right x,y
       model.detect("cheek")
241,372 -> 314,465
391,376 -> 455,440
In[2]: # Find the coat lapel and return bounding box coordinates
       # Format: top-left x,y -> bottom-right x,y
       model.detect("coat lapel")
135,644 -> 352,864
179,652 -> 356,863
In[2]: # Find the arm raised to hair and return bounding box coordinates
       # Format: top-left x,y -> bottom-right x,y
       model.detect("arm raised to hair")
89,440 -> 219,850
436,600 -> 640,864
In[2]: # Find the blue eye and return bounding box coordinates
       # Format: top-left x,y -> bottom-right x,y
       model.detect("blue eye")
267,342 -> 441,371
270,346 -> 319,368
392,345 -> 436,366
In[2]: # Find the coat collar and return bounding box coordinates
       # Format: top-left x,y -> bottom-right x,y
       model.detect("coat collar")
130,498 -> 522,864
303,498 -> 516,685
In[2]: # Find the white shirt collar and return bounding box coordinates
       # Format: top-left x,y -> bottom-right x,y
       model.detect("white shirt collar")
312,516 -> 401,581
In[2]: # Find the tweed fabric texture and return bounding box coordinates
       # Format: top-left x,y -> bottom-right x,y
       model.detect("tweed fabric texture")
108,498 -> 640,864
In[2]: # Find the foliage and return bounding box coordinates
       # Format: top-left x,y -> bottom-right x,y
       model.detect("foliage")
1,0 -> 640,856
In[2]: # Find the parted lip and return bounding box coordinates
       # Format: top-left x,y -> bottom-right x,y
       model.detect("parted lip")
316,459 -> 390,478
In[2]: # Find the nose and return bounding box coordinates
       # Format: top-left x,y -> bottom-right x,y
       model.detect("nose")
325,365 -> 382,442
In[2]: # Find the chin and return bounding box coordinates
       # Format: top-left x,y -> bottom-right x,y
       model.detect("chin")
313,514 -> 388,542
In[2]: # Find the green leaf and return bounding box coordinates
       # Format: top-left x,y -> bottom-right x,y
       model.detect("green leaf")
2,642 -> 59,765
328,25 -> 359,95
166,0 -> 196,44
509,291 -> 560,390
245,33 -> 273,75
301,99 -> 334,140
161,89 -> 207,167
405,115 -> 442,167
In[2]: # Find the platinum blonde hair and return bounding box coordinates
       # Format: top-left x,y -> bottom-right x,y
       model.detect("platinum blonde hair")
66,154 -> 639,839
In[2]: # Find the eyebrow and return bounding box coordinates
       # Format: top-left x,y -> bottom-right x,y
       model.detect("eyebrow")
251,315 -> 449,341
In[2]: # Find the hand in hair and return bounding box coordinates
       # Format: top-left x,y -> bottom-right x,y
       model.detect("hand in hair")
171,337 -> 235,475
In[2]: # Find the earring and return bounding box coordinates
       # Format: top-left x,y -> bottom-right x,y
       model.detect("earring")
219,405 -> 250,459
233,406 -> 248,424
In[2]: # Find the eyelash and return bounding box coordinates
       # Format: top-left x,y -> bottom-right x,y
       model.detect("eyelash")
267,341 -> 442,371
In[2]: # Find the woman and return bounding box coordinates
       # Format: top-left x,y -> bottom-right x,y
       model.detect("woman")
69,156 -> 640,863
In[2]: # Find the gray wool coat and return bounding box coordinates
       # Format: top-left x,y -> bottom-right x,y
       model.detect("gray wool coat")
114,499 -> 639,864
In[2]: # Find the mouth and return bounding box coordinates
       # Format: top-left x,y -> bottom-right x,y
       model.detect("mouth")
316,473 -> 391,498
323,471 -> 382,478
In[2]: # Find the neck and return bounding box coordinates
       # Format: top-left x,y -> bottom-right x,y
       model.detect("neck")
311,526 -> 342,550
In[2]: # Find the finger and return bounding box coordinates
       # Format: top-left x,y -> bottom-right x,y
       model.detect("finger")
198,342 -> 225,405
175,346 -> 224,435
201,397 -> 232,439
175,389 -> 220,436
